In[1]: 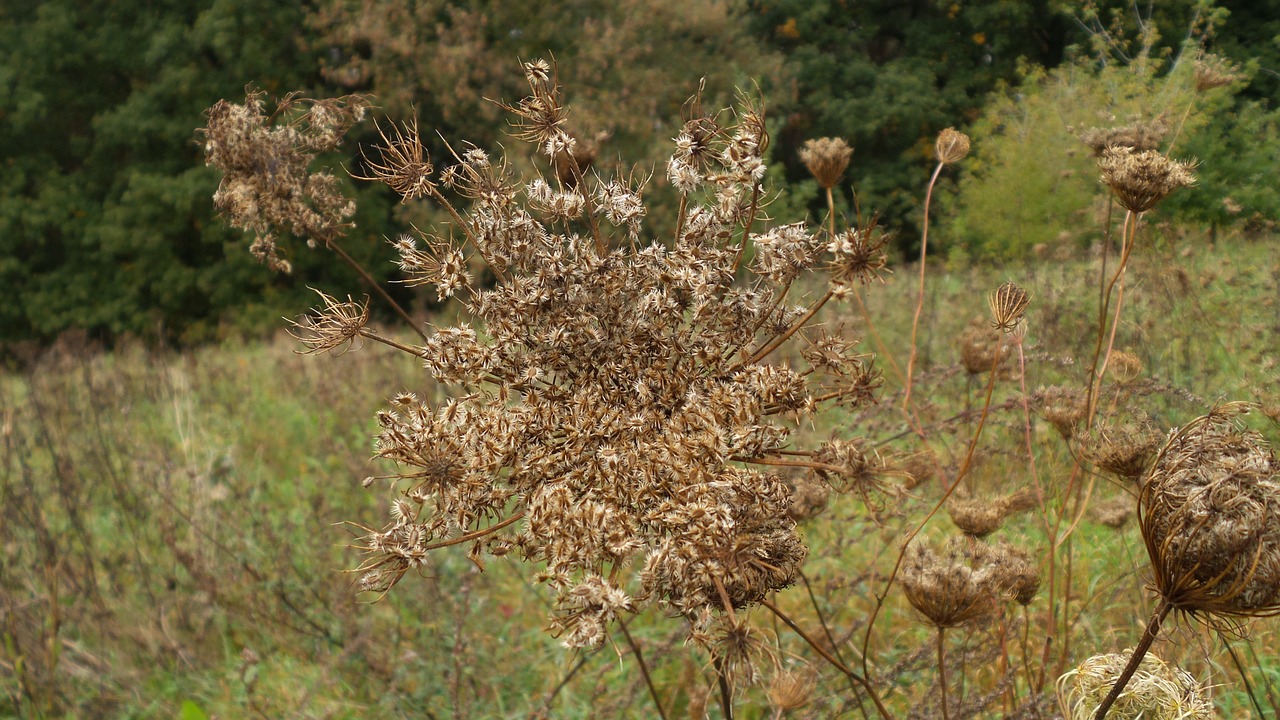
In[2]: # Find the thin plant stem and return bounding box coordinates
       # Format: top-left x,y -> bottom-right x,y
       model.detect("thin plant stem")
851,287 -> 906,386
417,511 -> 525,552
1085,210 -> 1139,426
1220,633 -> 1267,720
741,290 -> 835,367
798,569 -> 860,698
563,153 -> 605,256
904,161 -> 945,409
618,617 -> 670,720
731,184 -> 763,275
424,178 -> 509,285
1093,599 -> 1172,719
324,237 -> 430,343
713,655 -> 734,720
824,183 -> 905,386
862,337 -> 1006,677
359,330 -> 427,357
938,627 -> 950,720
1014,339 -> 1052,536
534,652 -> 593,718
1165,98 -> 1197,156
760,598 -> 891,720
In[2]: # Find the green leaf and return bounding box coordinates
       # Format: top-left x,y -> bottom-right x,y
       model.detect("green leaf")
179,700 -> 209,720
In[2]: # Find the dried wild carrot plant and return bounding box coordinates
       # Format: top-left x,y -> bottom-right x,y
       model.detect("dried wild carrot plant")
203,60 -> 892,715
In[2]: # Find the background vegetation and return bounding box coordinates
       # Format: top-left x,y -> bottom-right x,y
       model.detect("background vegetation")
2,0 -> 1278,346
5,0 -> 1280,718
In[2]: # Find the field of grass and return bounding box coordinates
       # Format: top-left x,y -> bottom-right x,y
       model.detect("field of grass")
4,228 -> 1280,719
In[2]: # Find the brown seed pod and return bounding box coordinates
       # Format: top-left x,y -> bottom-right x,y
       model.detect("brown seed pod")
934,127 -> 971,164
988,281 -> 1031,333
947,488 -> 1037,539
1098,146 -> 1197,214
1092,494 -> 1136,529
1040,386 -> 1088,440
958,319 -> 1013,377
1141,402 -> 1280,618
799,137 -> 853,189
1106,350 -> 1144,385
1081,417 -> 1163,481
901,537 -> 1002,628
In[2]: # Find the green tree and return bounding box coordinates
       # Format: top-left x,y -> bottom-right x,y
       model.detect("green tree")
0,1 -> 394,345
743,0 -> 1070,249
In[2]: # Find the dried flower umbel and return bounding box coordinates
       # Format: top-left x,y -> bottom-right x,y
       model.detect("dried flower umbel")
989,281 -> 1030,333
202,90 -> 370,272
947,488 -> 1037,539
1142,402 -> 1280,617
1057,651 -> 1211,720
1098,147 -> 1197,214
1092,402 -> 1280,718
900,537 -> 1031,628
1080,417 -> 1163,481
934,127 -> 971,165
1079,119 -> 1169,157
799,137 -> 853,189
203,63 -> 892,663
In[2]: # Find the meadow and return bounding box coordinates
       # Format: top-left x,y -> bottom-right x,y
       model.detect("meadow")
4,212 -> 1279,717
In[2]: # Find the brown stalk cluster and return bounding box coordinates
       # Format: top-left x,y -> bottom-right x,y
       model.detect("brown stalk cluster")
1078,119 -> 1169,157
958,319 -> 1014,377
1040,385 -> 1089,439
799,137 -> 853,189
204,61 -> 889,652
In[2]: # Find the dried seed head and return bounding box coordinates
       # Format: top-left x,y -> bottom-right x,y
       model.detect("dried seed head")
1041,386 -> 1088,440
947,488 -> 1039,538
900,450 -> 937,490
1194,53 -> 1240,93
353,117 -> 435,201
989,281 -> 1030,332
1142,402 -> 1280,617
697,614 -> 780,690
1057,651 -> 1212,720
1079,119 -> 1169,157
947,496 -> 1007,538
201,91 -> 368,267
827,222 -> 891,294
767,667 -> 817,712
1092,494 -> 1135,529
799,137 -> 853,189
1081,417 -> 1163,481
1098,147 -> 1197,214
934,127 -> 971,164
958,319 -> 1013,376
901,537 -> 1004,628
994,545 -> 1041,606
786,475 -> 830,522
1107,350 -> 1144,385
287,289 -> 370,354
498,59 -> 573,157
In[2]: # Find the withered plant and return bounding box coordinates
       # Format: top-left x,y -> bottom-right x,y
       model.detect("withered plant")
1091,402 -> 1280,718
196,50 -> 1263,718
203,61 -> 893,717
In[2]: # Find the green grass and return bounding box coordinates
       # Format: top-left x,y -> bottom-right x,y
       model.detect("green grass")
4,229 -> 1280,718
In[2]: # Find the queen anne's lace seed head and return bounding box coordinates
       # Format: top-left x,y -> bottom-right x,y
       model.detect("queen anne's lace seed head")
1098,147 -> 1197,214
204,62 -> 892,656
